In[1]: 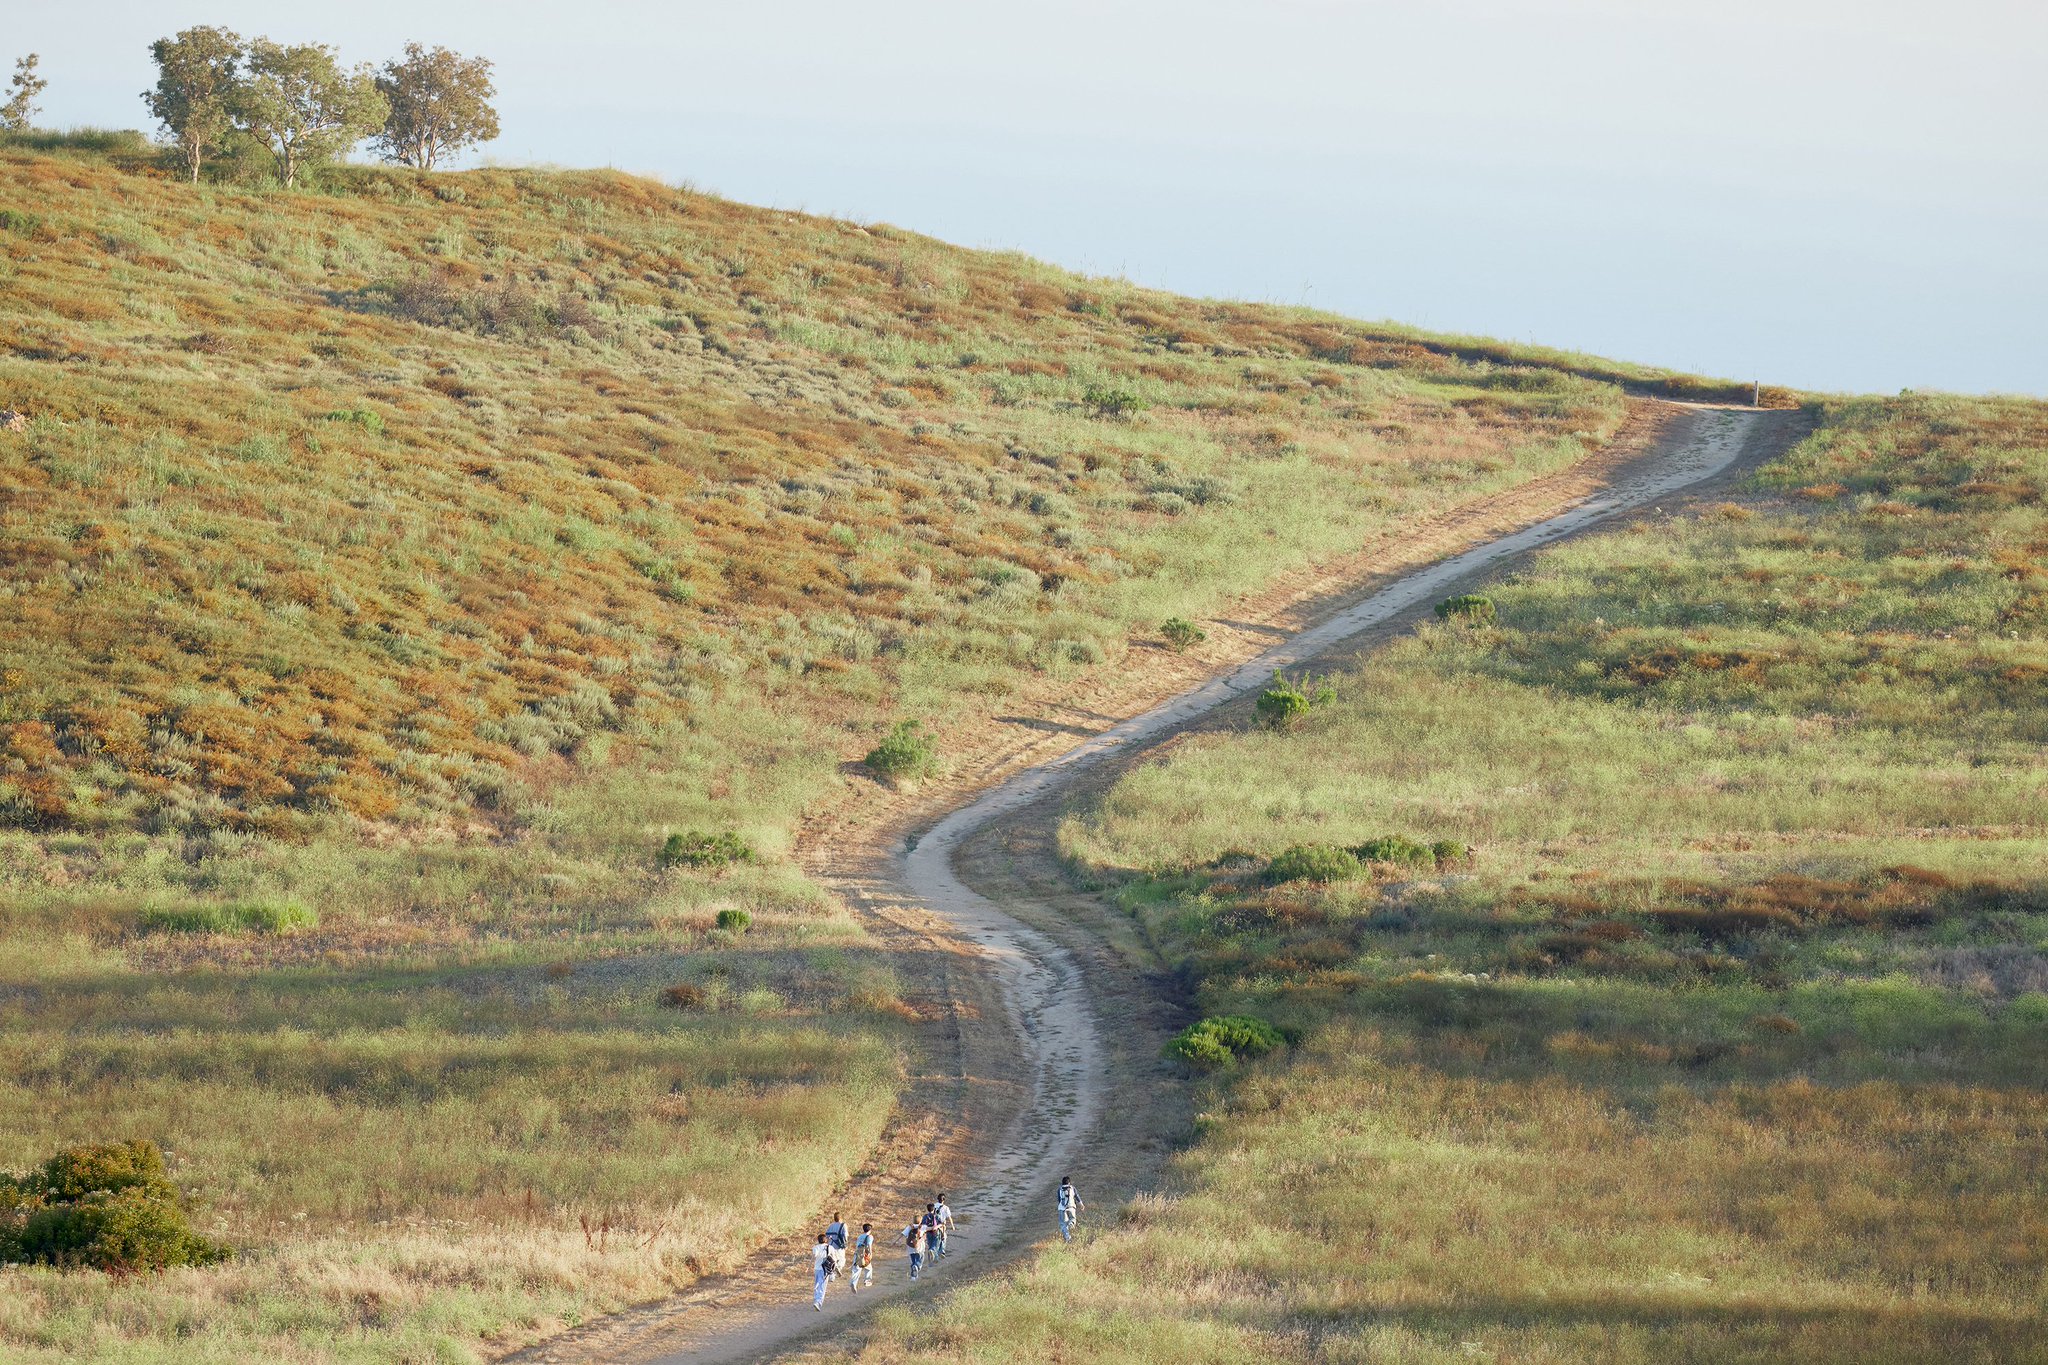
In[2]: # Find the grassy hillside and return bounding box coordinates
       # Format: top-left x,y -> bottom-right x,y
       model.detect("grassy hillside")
0,138 -> 1776,839
0,135 -> 1757,1362
858,394 -> 2048,1363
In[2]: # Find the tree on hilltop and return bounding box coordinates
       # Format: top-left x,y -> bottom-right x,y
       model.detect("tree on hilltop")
373,43 -> 498,170
230,39 -> 387,188
144,27 -> 245,182
1,53 -> 46,133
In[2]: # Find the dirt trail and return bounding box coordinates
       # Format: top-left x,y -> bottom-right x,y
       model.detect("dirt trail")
506,404 -> 1800,1365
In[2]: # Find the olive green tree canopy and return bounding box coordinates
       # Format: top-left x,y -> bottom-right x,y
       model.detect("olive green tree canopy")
373,43 -> 499,170
143,27 -> 244,182
231,38 -> 387,188
1,53 -> 46,133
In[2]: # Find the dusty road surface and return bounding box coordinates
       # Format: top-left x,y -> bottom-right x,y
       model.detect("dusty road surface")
507,404 -> 1800,1365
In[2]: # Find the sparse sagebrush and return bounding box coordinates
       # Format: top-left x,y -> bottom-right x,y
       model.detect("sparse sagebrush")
1160,616 -> 1206,652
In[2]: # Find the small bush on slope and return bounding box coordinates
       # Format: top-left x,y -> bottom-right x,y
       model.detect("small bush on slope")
1165,1015 -> 1285,1069
864,720 -> 938,783
660,830 -> 755,870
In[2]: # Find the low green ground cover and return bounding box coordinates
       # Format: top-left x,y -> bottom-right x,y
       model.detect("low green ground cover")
859,395 -> 2048,1362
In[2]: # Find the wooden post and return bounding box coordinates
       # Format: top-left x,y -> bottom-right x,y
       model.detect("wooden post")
1753,379 -> 1761,407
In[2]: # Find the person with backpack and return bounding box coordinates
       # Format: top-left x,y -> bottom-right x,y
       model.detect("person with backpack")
933,1193 -> 954,1258
849,1222 -> 875,1292
921,1202 -> 940,1260
811,1232 -> 835,1310
825,1212 -> 848,1254
903,1216 -> 926,1280
1057,1175 -> 1083,1241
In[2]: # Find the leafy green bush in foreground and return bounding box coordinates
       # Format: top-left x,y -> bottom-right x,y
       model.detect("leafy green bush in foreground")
714,907 -> 753,934
0,1140 -> 227,1272
1166,1015 -> 1285,1069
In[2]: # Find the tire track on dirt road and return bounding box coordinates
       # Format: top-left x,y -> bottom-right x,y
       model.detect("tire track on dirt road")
507,403 -> 1801,1365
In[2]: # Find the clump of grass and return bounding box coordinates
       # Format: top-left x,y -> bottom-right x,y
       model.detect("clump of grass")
864,720 -> 937,783
139,900 -> 317,935
714,907 -> 752,934
1434,591 -> 1496,624
659,830 -> 755,870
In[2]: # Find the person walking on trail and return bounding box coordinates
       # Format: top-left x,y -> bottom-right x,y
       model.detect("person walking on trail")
825,1213 -> 848,1254
812,1233 -> 835,1310
921,1202 -> 940,1259
903,1216 -> 926,1280
1057,1175 -> 1083,1242
933,1193 -> 954,1258
849,1222 -> 875,1293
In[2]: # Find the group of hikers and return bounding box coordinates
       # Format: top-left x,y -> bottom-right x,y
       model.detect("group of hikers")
807,1176 -> 1084,1309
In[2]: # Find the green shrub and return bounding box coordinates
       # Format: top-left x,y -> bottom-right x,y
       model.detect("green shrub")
865,719 -> 937,782
140,900 -> 317,935
1266,843 -> 1362,885
1165,1015 -> 1285,1069
1255,671 -> 1337,731
1082,384 -> 1144,419
1434,593 -> 1496,625
1352,834 -> 1437,869
0,208 -> 40,235
0,1141 -> 226,1273
660,830 -> 755,870
1160,617 -> 1207,652
322,408 -> 386,436
1430,839 -> 1470,865
714,908 -> 752,934
37,1139 -> 175,1203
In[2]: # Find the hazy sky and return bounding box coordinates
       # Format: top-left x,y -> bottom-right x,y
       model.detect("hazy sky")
13,0 -> 2046,395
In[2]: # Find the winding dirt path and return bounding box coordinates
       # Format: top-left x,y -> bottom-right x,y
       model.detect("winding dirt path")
508,403 -> 1800,1365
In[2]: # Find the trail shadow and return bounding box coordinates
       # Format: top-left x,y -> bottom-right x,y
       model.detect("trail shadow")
994,714 -> 1102,738
1213,617 -> 1289,639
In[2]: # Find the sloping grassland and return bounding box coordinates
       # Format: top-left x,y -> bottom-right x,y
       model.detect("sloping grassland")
855,395 -> 2048,1364
0,139 -> 1753,1361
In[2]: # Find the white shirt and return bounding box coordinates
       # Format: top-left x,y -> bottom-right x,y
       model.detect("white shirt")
935,1201 -> 953,1227
813,1244 -> 831,1270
